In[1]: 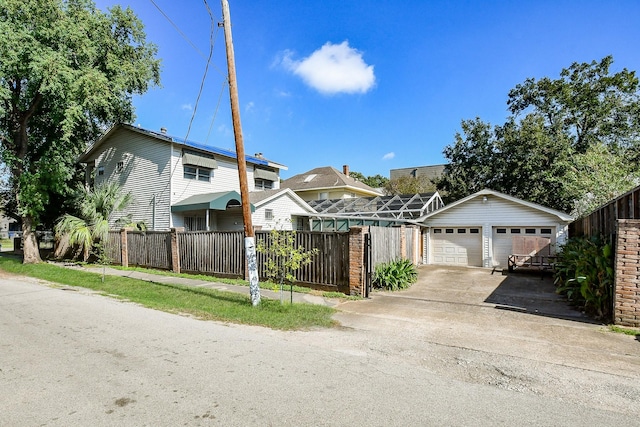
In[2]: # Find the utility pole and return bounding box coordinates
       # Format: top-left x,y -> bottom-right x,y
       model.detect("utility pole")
221,0 -> 260,306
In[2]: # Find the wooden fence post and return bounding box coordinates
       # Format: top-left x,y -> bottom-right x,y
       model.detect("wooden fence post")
120,228 -> 128,268
170,228 -> 183,273
400,225 -> 406,260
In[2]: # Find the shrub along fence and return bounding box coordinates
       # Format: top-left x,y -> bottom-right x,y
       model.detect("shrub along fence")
105,225 -> 421,296
569,185 -> 640,327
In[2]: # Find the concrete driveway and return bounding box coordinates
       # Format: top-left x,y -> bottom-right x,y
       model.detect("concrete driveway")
377,265 -> 590,321
329,264 -> 640,412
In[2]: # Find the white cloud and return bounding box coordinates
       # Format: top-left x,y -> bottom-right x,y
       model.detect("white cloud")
245,101 -> 255,113
181,103 -> 193,111
282,41 -> 375,95
382,152 -> 395,160
217,124 -> 232,137
275,89 -> 291,97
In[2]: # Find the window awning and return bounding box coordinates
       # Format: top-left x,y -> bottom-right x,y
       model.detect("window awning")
171,191 -> 255,212
183,152 -> 218,169
254,168 -> 278,181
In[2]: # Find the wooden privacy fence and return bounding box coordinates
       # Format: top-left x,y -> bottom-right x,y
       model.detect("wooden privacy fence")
255,230 -> 349,290
178,231 -> 244,277
369,225 -> 420,267
570,185 -> 640,242
105,225 -> 420,296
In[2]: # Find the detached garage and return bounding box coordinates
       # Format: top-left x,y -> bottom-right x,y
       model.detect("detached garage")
418,189 -> 573,268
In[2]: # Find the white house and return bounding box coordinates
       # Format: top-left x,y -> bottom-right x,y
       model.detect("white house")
249,188 -> 316,231
79,124 -> 300,231
417,189 -> 574,268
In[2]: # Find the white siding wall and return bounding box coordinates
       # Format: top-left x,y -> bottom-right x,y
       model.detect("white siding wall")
252,194 -> 312,230
217,208 -> 244,231
170,154 -> 242,205
426,197 -> 564,227
90,130 -> 172,230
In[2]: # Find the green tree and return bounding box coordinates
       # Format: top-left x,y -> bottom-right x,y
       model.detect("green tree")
507,56 -> 640,154
0,0 -> 160,263
55,181 -> 133,261
564,143 -> 640,217
385,174 -> 438,196
256,227 -> 318,303
349,171 -> 389,189
437,57 -> 640,214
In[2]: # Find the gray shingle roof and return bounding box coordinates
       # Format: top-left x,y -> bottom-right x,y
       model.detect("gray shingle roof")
280,166 -> 381,194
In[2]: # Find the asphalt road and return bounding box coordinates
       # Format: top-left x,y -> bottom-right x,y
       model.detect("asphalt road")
1,269 -> 639,426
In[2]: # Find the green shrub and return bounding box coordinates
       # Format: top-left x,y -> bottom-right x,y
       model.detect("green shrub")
553,235 -> 614,321
372,259 -> 418,291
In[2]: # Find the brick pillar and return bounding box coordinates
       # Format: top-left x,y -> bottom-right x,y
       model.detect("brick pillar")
120,228 -> 128,268
170,227 -> 184,273
348,226 -> 368,296
614,219 -> 640,327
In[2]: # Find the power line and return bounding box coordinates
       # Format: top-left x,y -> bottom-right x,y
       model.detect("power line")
148,0 -> 206,60
156,0 -> 221,202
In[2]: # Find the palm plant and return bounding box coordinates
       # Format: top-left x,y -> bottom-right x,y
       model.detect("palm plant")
55,182 -> 133,261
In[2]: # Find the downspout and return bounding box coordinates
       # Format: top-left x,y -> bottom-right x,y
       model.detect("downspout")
152,194 -> 156,231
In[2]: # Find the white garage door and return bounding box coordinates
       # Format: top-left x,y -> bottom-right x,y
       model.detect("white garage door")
430,227 -> 482,267
492,227 -> 555,267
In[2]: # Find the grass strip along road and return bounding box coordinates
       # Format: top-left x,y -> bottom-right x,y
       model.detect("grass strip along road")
0,255 -> 337,330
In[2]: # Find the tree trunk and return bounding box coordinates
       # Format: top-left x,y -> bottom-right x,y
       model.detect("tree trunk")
21,215 -> 42,264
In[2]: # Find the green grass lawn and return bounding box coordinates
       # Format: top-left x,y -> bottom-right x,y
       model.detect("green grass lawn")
101,264 -> 359,300
0,255 -> 338,330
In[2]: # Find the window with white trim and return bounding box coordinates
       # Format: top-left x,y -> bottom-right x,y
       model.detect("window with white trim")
255,178 -> 273,190
265,209 -> 274,220
184,165 -> 212,182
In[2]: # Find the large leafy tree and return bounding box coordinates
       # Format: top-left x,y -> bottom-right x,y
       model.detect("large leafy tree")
0,0 -> 160,263
437,56 -> 640,215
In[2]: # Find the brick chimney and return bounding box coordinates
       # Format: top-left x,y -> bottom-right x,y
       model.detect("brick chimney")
343,164 -> 349,177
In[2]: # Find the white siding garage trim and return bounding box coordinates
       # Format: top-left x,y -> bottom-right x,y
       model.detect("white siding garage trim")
430,227 -> 482,267
492,227 -> 556,267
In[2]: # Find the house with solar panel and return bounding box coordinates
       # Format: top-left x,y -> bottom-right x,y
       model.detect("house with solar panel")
79,124 -> 315,231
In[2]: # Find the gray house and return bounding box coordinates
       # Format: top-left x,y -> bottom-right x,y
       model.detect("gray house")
78,124 -> 308,231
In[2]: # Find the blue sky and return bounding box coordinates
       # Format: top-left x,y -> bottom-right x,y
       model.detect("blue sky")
95,0 -> 640,179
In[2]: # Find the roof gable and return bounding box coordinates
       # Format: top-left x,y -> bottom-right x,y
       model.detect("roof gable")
249,188 -> 316,213
418,189 -> 573,223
